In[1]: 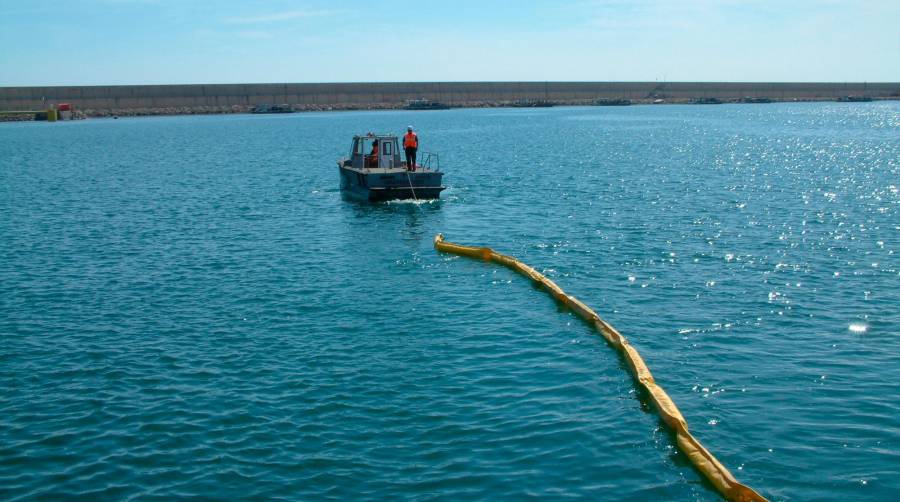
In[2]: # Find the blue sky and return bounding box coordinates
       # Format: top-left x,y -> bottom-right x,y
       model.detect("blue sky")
1,0 -> 898,85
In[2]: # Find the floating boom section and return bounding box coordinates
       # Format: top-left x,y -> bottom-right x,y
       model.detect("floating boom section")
433,234 -> 766,502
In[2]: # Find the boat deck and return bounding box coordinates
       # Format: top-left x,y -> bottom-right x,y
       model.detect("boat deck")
340,165 -> 439,174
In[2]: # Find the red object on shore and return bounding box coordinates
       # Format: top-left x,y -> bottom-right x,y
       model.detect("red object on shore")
57,103 -> 72,111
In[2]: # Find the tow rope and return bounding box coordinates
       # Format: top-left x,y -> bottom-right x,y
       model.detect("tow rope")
405,169 -> 418,201
434,234 -> 766,502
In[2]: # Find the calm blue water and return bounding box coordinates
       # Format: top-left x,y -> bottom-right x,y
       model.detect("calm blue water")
1,103 -> 898,501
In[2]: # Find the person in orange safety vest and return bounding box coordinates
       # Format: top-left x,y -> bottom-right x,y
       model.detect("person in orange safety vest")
368,139 -> 379,168
403,126 -> 418,171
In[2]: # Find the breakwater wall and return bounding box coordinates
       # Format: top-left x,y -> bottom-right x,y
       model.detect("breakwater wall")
1,82 -> 897,112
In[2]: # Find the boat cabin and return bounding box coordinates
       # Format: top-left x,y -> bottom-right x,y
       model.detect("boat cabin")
346,134 -> 402,170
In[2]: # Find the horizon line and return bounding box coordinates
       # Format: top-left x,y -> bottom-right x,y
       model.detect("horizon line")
3,80 -> 899,89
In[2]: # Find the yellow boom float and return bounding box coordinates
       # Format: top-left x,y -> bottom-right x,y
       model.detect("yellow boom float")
433,234 -> 766,502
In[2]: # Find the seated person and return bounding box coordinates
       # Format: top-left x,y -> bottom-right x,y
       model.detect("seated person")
367,140 -> 379,168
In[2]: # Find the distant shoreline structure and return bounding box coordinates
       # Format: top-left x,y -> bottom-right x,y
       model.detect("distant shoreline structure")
1,81 -> 897,119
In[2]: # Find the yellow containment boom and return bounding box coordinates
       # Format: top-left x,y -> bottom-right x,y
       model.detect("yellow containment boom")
433,234 -> 766,502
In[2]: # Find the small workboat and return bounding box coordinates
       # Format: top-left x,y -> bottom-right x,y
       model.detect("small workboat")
251,104 -> 293,113
689,97 -> 723,105
593,98 -> 631,106
404,99 -> 451,110
337,134 -> 445,201
836,95 -> 873,102
511,99 -> 554,107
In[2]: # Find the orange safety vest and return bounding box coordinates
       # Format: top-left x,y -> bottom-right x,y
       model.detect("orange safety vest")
404,132 -> 418,148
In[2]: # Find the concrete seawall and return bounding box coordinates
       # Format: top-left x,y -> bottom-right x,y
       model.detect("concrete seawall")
1,82 -> 897,112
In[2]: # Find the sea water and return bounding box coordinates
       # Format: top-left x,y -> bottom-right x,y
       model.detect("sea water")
1,102 -> 898,500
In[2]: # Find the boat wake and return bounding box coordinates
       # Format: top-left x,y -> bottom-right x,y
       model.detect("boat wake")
384,198 -> 441,206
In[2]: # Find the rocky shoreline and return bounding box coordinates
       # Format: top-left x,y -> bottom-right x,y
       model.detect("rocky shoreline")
1,97 -> 892,122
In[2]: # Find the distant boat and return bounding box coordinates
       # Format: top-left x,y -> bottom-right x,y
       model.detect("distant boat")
836,95 -> 873,102
690,97 -> 723,105
404,99 -> 451,110
593,98 -> 631,106
251,104 -> 293,114
742,97 -> 773,104
511,99 -> 554,108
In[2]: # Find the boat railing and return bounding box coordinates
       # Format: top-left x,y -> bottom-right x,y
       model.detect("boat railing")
419,152 -> 440,171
